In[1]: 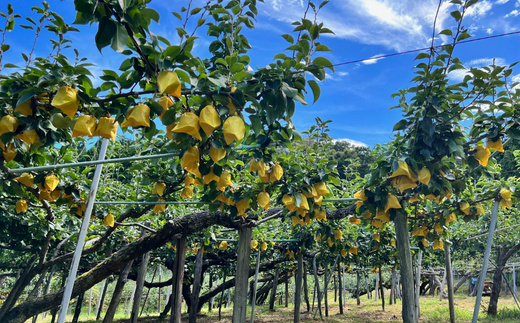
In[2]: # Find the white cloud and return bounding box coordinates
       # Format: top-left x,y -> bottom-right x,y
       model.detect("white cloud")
334,138 -> 368,147
516,0 -> 520,7
261,0 -> 456,52
505,9 -> 520,17
486,28 -> 494,34
466,0 -> 493,19
323,71 -> 349,81
361,54 -> 385,65
496,0 -> 510,4
272,0 -> 304,12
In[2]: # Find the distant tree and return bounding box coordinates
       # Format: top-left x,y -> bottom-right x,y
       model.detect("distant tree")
331,140 -> 374,179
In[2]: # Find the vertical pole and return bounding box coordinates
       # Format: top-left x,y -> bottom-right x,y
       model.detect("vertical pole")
88,288 -> 92,317
57,138 -> 109,323
395,213 -> 417,323
439,269 -> 447,301
269,267 -> 279,310
445,241 -> 455,323
374,272 -> 379,302
415,250 -> 423,321
232,227 -> 252,323
312,256 -> 323,319
127,282 -> 136,315
219,271 -> 227,321
356,271 -> 360,305
95,280 -> 106,318
472,200 -> 500,323
131,223 -> 152,322
365,276 -> 370,299
293,252 -> 303,323
303,263 -> 310,312
158,266 -> 162,313
324,259 -> 329,317
170,237 -> 187,323
250,249 -> 261,323
189,247 -> 204,323
513,264 -> 516,295
342,264 -> 346,302
379,267 -> 385,311
338,265 -> 343,314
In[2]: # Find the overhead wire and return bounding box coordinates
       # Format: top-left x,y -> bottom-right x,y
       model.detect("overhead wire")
303,30 -> 520,71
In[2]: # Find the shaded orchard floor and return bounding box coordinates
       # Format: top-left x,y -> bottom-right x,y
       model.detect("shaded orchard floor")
32,294 -> 519,323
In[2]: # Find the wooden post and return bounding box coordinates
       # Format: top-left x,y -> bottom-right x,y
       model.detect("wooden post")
127,282 -> 136,315
158,266 -> 162,313
394,213 -> 417,323
439,269 -> 447,301
218,271 -> 227,321
312,256 -> 323,319
71,291 -> 85,323
334,275 -> 337,303
189,247 -> 204,323
324,259 -> 329,317
130,224 -> 151,323
42,266 -> 56,320
208,273 -> 214,312
88,288 -> 92,317
365,276 -> 371,299
379,267 -> 385,312
170,237 -> 187,323
96,278 -> 110,320
303,263 -> 310,312
342,264 -> 346,301
140,267 -> 158,316
250,249 -> 262,323
374,271 -> 379,302
338,265 -> 343,314
445,242 -> 456,323
103,260 -> 134,323
415,250 -> 423,320
269,267 -> 279,310
285,272 -> 289,307
293,252 -> 303,323
232,227 -> 252,323
356,271 -> 361,305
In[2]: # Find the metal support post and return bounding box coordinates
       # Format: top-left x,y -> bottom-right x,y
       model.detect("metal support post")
57,138 -> 109,323
472,200 -> 500,323
250,249 -> 262,323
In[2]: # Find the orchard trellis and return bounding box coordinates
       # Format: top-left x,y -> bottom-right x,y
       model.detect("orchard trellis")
0,1 -> 520,323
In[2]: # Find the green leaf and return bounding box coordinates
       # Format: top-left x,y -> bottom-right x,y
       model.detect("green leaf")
161,109 -> 177,126
249,115 -> 262,135
3,63 -> 18,68
414,52 -> 430,60
507,128 -> 520,140
141,8 -> 160,23
95,18 -> 116,52
16,91 -> 35,108
281,34 -> 294,44
393,119 -> 408,131
439,29 -> 452,36
457,32 -> 471,42
172,12 -> 182,21
450,10 -> 461,21
313,57 -> 334,72
307,80 -> 320,104
315,44 -> 332,52
230,62 -> 244,73
164,45 -> 181,58
111,24 -> 128,53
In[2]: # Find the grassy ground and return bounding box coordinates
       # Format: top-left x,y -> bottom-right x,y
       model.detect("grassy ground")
31,293 -> 520,323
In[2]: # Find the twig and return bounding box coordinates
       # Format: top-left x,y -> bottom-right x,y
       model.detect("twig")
115,221 -> 157,233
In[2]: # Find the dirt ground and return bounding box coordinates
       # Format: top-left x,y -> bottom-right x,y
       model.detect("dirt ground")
34,293 -> 520,323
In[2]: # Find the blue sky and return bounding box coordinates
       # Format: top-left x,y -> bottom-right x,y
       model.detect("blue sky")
3,0 -> 520,148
